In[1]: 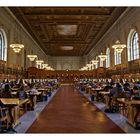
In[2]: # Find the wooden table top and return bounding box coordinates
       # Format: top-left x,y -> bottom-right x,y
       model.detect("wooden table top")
26,92 -> 42,96
117,98 -> 140,105
91,88 -> 103,91
86,86 -> 92,88
37,88 -> 49,91
11,92 -> 18,95
0,98 -> 29,105
99,91 -> 110,95
11,88 -> 19,91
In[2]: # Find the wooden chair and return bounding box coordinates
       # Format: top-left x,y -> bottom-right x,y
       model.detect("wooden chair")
111,92 -> 128,115
0,106 -> 9,132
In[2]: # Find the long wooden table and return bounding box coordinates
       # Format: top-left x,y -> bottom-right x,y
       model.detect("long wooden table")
99,91 -> 110,107
117,98 -> 140,129
11,88 -> 19,92
26,92 -> 42,96
0,98 -> 29,127
90,88 -> 104,101
0,98 -> 29,106
85,85 -> 92,94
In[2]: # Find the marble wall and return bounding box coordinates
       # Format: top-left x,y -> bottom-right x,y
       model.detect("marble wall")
48,56 -> 86,70
87,7 -> 140,68
1,7 -> 140,70
0,7 -> 48,69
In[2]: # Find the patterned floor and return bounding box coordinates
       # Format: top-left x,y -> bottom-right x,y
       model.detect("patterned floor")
13,85 -> 140,133
26,85 -> 124,133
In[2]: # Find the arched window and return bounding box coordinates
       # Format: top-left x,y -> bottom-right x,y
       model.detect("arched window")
106,48 -> 110,68
0,29 -> 7,61
127,30 -> 139,61
114,50 -> 121,65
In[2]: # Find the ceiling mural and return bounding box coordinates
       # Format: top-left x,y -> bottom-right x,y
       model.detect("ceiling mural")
61,46 -> 74,51
9,7 -> 127,56
57,25 -> 77,35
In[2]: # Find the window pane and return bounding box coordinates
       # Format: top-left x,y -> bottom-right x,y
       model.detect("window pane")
131,32 -> 139,60
0,30 -> 7,61
106,48 -> 110,68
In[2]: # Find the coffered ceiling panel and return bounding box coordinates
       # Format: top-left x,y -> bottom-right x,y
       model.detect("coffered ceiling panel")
9,7 -> 127,56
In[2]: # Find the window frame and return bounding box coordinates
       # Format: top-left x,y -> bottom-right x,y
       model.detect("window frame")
0,29 -> 7,61
127,30 -> 139,61
114,49 -> 121,65
106,48 -> 110,68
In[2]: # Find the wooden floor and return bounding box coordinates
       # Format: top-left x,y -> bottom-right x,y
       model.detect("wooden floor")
26,85 -> 124,133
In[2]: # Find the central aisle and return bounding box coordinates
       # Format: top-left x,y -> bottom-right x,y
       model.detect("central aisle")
26,85 -> 124,133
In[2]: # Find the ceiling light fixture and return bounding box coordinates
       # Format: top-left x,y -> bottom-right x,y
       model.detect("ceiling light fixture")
27,55 -> 37,61
112,40 -> 126,53
10,44 -> 24,53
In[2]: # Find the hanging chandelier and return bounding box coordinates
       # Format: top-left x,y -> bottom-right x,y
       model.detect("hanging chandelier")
27,55 -> 37,61
80,66 -> 88,71
10,20 -> 24,53
86,64 -> 92,70
10,44 -> 24,53
91,60 -> 99,65
112,40 -> 126,53
83,66 -> 88,70
42,63 -> 48,69
98,52 -> 107,61
45,66 -> 54,70
86,64 -> 92,68
36,60 -> 44,64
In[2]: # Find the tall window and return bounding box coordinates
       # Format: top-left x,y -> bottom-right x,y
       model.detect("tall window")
114,50 -> 121,65
0,29 -> 7,61
127,30 -> 139,61
106,48 -> 110,68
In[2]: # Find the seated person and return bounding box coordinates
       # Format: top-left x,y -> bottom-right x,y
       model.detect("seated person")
123,82 -> 131,91
31,86 -> 38,94
110,83 -> 124,98
17,85 -> 27,100
131,86 -> 140,100
0,84 -> 12,98
136,81 -> 140,88
28,84 -> 38,110
123,82 -> 132,98
103,85 -> 113,92
108,83 -> 125,110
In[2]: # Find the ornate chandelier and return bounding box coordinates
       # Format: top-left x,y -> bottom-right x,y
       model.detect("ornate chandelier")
112,40 -> 126,53
82,66 -> 88,70
86,64 -> 92,70
10,20 -> 24,53
27,55 -> 37,61
91,60 -> 99,65
98,52 -> 107,61
42,63 -> 48,69
36,60 -> 44,69
36,60 -> 44,64
10,44 -> 24,53
86,64 -> 92,67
